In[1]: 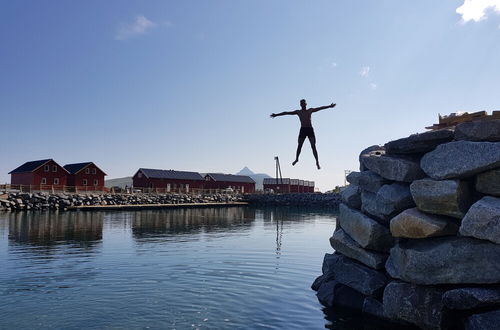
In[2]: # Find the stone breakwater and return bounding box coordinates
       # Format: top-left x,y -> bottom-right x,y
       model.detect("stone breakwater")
244,193 -> 341,208
312,119 -> 500,330
0,192 -> 242,211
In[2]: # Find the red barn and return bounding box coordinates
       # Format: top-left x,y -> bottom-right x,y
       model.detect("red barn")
9,159 -> 68,187
133,168 -> 205,192
263,178 -> 291,193
204,173 -> 255,193
64,162 -> 107,190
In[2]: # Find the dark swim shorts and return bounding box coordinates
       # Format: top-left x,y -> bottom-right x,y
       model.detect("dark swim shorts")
299,127 -> 315,139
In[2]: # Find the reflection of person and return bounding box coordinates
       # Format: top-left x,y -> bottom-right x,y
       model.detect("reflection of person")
270,99 -> 336,169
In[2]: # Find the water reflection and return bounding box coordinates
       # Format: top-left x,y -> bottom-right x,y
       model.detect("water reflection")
8,211 -> 103,248
131,207 -> 256,240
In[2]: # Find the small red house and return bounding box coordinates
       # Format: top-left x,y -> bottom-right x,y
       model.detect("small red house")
204,173 -> 255,193
263,178 -> 291,193
64,162 -> 107,189
9,159 -> 68,187
133,168 -> 205,192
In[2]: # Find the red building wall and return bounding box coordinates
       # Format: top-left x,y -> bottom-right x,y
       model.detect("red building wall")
11,160 -> 67,186
67,165 -> 106,188
133,175 -> 204,190
263,184 -> 290,193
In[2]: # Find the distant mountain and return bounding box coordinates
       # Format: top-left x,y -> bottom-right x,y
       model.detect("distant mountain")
105,176 -> 133,188
236,167 -> 272,190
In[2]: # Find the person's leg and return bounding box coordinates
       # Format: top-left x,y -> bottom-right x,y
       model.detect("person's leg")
293,136 -> 306,166
309,135 -> 320,169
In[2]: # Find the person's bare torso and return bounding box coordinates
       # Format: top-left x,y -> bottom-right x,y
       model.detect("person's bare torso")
297,109 -> 313,127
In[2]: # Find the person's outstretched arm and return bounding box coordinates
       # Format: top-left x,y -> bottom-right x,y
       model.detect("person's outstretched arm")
311,103 -> 336,113
270,110 -> 298,118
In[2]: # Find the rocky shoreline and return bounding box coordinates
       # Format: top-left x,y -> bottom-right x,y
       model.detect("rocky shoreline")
313,119 -> 500,329
0,192 -> 243,211
244,192 -> 341,208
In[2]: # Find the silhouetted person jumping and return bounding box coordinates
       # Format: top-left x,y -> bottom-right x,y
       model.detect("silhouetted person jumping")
270,99 -> 336,169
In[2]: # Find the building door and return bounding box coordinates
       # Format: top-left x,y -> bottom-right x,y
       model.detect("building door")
167,184 -> 171,192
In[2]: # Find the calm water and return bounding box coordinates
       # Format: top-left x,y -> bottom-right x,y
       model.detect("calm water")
0,207 -> 371,329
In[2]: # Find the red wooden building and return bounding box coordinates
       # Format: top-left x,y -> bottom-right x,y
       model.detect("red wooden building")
264,178 -> 315,193
204,173 -> 256,193
133,168 -> 205,192
9,159 -> 68,187
63,162 -> 107,189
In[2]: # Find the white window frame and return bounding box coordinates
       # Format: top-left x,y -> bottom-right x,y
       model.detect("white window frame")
41,178 -> 47,184
44,165 -> 50,172
85,168 -> 90,174
83,179 -> 88,186
54,178 -> 59,185
92,168 -> 96,174
52,165 -> 57,172
93,179 -> 98,186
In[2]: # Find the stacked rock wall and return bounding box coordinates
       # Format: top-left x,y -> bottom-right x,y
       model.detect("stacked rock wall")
313,119 -> 500,329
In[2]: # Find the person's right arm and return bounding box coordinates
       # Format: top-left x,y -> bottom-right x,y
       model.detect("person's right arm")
270,110 -> 298,118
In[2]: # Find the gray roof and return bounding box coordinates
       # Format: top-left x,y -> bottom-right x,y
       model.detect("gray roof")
206,173 -> 255,183
9,159 -> 56,174
138,168 -> 204,181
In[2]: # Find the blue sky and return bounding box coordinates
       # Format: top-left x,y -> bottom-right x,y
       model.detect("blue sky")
1,0 -> 499,191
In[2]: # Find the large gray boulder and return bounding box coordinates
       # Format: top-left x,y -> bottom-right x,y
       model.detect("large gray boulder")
455,119 -> 500,142
346,171 -> 362,185
421,141 -> 500,179
341,184 -> 361,209
322,253 -> 388,296
465,310 -> 500,330
385,129 -> 454,155
362,297 -> 385,319
316,280 -> 366,310
361,183 -> 415,222
329,229 -> 388,270
357,170 -> 389,193
410,178 -> 472,219
390,207 -> 459,238
476,169 -> 500,196
361,150 -> 426,182
460,196 -> 500,244
359,145 -> 384,171
386,236 -> 500,284
443,288 -> 500,310
338,203 -> 394,252
383,281 -> 447,330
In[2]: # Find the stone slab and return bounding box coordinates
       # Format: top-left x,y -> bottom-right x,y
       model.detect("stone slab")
385,129 -> 454,154
443,288 -> 500,310
459,196 -> 500,244
455,119 -> 500,142
341,184 -> 362,209
390,207 -> 459,238
476,169 -> 500,197
361,150 -> 425,182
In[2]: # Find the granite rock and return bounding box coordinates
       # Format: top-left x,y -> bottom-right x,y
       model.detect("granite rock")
359,145 -> 384,171
443,287 -> 500,310
459,196 -> 500,244
476,169 -> 500,197
421,141 -> 500,179
316,280 -> 366,310
385,129 -> 454,154
329,229 -> 388,270
357,170 -> 389,193
341,184 -> 361,209
361,150 -> 425,182
362,183 -> 415,222
386,236 -> 500,285
322,253 -> 388,296
338,204 -> 394,252
464,310 -> 500,330
455,119 -> 500,142
383,281 -> 447,330
362,297 -> 386,319
390,207 -> 459,238
410,178 -> 472,219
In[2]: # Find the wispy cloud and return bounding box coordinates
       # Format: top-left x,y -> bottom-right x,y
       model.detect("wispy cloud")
331,62 -> 338,68
115,15 -> 157,41
456,0 -> 500,22
370,83 -> 377,90
359,66 -> 370,77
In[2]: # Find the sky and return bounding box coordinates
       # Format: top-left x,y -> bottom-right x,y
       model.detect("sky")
1,0 -> 499,191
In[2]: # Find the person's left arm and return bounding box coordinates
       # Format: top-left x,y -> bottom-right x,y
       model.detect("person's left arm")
311,103 -> 336,113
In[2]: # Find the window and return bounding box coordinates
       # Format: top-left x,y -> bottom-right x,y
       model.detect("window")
138,172 -> 143,178
83,179 -> 88,186
44,165 -> 49,172
92,168 -> 96,174
52,165 -> 57,172
94,179 -> 98,186
54,178 -> 59,185
85,168 -> 90,174
41,178 -> 47,184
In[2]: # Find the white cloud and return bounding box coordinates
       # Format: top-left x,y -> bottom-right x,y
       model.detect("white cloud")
331,62 -> 338,68
359,66 -> 370,77
456,0 -> 500,22
115,15 -> 157,40
370,83 -> 377,90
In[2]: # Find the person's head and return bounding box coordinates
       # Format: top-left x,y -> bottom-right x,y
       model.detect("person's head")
300,99 -> 307,109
